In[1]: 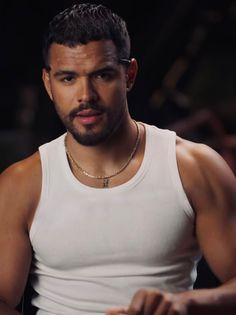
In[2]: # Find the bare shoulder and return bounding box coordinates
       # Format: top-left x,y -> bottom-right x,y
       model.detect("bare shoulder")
0,152 -> 42,231
175,136 -> 236,212
0,151 -> 42,190
176,135 -> 235,179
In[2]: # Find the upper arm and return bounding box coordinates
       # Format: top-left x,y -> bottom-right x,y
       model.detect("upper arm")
0,153 -> 41,307
177,139 -> 236,283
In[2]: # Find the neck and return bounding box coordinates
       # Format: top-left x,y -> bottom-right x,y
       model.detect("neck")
65,117 -> 138,176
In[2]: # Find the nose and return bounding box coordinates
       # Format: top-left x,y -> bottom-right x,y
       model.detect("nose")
77,77 -> 98,103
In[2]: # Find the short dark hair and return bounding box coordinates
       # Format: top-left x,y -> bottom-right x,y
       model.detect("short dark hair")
42,3 -> 131,69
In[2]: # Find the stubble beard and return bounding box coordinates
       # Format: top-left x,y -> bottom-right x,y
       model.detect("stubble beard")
64,119 -> 115,146
55,102 -> 125,146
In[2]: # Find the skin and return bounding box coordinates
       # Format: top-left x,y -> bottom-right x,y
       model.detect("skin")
43,41 -> 140,184
0,39 -> 236,315
107,138 -> 236,315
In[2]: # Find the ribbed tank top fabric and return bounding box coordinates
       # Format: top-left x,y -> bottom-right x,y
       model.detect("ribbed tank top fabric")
29,124 -> 200,315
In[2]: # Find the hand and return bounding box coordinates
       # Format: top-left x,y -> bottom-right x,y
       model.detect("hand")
106,289 -> 189,315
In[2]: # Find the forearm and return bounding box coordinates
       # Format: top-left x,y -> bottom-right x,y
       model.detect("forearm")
107,283 -> 236,315
184,277 -> 236,315
0,301 -> 21,315
210,277 -> 236,313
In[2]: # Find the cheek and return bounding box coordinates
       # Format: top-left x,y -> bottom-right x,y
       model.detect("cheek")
100,82 -> 127,106
51,85 -> 76,108
111,87 -> 127,109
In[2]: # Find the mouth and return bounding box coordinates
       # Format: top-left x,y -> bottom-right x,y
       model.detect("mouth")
75,109 -> 103,125
77,109 -> 102,117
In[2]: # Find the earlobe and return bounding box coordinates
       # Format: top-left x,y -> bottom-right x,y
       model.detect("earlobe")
42,68 -> 53,100
126,58 -> 138,91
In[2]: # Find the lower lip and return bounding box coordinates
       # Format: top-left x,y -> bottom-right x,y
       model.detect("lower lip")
75,114 -> 102,125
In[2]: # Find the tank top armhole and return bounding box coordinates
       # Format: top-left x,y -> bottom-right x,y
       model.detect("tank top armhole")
168,131 -> 195,221
29,144 -> 49,242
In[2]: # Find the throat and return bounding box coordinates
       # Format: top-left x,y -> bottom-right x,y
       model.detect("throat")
65,119 -> 141,188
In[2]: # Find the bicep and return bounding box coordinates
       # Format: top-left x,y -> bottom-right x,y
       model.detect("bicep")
0,158 -> 40,308
193,148 -> 236,283
0,226 -> 32,307
196,204 -> 236,283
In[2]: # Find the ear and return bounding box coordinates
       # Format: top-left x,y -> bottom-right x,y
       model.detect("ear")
126,58 -> 138,92
42,68 -> 53,100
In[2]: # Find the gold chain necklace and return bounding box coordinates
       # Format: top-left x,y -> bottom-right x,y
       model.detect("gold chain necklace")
65,120 -> 140,188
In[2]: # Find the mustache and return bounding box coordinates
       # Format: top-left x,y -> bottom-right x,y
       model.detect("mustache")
69,102 -> 106,119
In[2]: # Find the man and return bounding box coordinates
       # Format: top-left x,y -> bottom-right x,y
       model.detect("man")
0,3 -> 236,315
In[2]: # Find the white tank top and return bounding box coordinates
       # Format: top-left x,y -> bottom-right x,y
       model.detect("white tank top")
29,124 -> 200,315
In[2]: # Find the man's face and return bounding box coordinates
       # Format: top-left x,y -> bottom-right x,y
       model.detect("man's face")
42,40 -> 133,146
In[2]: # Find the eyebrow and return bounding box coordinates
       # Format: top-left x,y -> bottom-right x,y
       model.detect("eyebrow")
53,70 -> 77,78
53,65 -> 119,78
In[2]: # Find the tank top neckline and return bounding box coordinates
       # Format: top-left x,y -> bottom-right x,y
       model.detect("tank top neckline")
60,123 -> 153,193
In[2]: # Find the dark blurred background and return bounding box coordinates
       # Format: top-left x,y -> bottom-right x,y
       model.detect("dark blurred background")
1,0 -> 236,292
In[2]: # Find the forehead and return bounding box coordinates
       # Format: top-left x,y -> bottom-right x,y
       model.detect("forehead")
48,40 -> 119,70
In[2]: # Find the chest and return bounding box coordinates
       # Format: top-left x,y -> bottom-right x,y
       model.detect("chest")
31,189 -> 196,271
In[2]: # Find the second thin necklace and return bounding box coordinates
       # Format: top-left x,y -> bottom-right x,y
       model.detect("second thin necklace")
65,120 -> 140,188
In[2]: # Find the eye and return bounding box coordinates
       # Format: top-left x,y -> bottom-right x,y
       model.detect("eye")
93,71 -> 114,81
59,75 -> 76,84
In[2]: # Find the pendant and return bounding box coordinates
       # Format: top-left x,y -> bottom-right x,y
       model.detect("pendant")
103,178 -> 109,188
